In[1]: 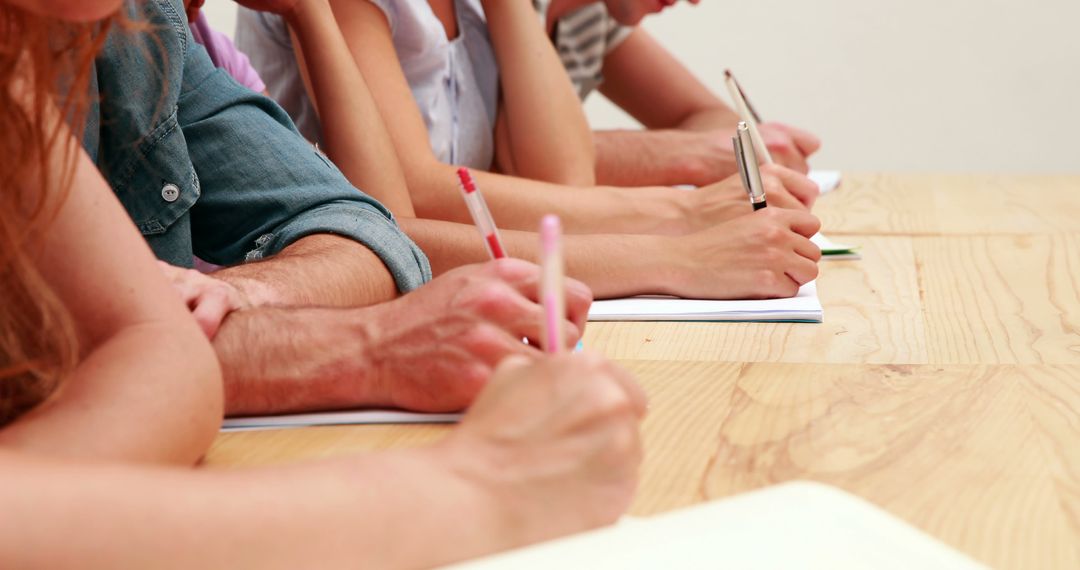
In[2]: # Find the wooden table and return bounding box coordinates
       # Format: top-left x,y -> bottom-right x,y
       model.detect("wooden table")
207,174 -> 1080,569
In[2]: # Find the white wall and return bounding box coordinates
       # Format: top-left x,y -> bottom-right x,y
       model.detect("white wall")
204,0 -> 1080,173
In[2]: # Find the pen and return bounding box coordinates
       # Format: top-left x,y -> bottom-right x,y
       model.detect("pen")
457,167 -> 507,259
539,214 -> 565,354
733,122 -> 767,210
724,69 -> 774,165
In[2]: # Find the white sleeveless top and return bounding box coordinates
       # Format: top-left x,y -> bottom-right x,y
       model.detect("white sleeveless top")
236,0 -> 499,169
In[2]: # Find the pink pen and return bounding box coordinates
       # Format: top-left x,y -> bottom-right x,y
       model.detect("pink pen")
539,215 -> 566,354
457,168 -> 506,259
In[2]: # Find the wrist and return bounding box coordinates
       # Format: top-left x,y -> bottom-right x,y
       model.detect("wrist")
629,186 -> 693,236
641,233 -> 688,296
215,274 -> 279,308
686,131 -> 738,186
432,436 -> 537,550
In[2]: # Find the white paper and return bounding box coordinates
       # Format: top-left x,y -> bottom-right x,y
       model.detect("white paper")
221,410 -> 462,432
809,169 -> 842,194
449,481 -> 987,570
588,281 -> 822,323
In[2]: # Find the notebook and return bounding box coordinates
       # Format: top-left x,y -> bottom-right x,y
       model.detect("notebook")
812,232 -> 861,259
588,281 -> 822,323
221,410 -> 461,432
448,481 -> 987,570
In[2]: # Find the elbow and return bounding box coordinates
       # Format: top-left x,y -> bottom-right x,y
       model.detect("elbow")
520,139 -> 597,187
171,332 -> 225,465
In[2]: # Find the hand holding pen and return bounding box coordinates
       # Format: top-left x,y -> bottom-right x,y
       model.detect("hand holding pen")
457,169 -> 589,352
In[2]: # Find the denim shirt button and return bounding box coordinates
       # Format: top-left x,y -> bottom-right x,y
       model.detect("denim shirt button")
161,183 -> 180,203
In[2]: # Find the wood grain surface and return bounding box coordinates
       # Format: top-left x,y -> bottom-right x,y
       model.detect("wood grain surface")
207,174 -> 1080,569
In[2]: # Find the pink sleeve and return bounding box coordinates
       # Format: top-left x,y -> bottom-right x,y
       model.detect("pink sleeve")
190,13 -> 267,93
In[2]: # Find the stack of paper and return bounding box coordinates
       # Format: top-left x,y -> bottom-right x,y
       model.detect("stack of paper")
221,410 -> 461,432
449,481 -> 987,570
588,281 -> 822,323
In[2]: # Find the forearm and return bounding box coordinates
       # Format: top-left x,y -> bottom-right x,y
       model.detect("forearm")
481,0 -> 595,184
213,234 -> 397,308
399,217 -> 672,299
212,305 -> 381,416
676,106 -> 741,131
409,160 -> 687,235
0,323 -> 222,465
0,445 -> 516,569
285,0 -> 416,215
593,129 -> 738,187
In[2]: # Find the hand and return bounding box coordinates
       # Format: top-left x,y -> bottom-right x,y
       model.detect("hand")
441,352 -> 646,545
683,166 -> 819,231
157,261 -> 251,339
672,207 -> 822,299
757,122 -> 822,174
359,259 -> 593,411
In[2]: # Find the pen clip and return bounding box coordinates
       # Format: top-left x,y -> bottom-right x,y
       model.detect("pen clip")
733,133 -> 752,198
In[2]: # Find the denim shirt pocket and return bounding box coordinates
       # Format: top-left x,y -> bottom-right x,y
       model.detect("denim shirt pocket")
111,106 -> 201,236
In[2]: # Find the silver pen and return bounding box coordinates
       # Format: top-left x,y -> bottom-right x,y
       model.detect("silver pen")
733,121 -> 767,211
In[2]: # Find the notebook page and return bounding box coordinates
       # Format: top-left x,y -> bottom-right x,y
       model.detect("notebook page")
449,481 -> 987,570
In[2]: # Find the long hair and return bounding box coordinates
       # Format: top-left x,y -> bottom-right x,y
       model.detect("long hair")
0,5 -> 121,425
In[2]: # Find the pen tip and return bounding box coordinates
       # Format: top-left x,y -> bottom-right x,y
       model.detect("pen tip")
724,69 -> 732,78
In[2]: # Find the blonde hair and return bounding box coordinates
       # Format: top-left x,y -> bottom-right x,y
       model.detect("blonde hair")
0,5 -> 120,424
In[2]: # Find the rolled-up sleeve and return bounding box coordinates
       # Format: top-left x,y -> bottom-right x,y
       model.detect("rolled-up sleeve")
176,30 -> 430,292
244,199 -> 430,292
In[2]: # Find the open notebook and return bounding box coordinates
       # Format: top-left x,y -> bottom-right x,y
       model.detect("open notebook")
221,410 -> 461,432
448,481 -> 987,570
588,281 -> 822,323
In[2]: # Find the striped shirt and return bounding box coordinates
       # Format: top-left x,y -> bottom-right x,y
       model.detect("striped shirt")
532,0 -> 632,99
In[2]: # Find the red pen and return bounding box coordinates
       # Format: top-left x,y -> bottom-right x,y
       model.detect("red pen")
457,167 -> 507,259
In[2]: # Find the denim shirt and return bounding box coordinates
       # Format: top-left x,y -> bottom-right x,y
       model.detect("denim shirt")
82,0 -> 431,292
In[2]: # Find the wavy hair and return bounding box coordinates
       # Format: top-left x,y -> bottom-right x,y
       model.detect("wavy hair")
0,4 -> 122,424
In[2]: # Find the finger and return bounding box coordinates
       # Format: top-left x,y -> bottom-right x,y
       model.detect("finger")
490,261 -> 588,348
518,303 -> 584,353
765,164 -> 820,208
765,139 -> 809,174
792,234 -> 822,262
191,287 -> 232,339
784,249 -> 820,286
781,210 -> 822,238
781,123 -> 822,156
760,176 -> 805,211
563,277 -> 593,335
156,259 -> 190,279
492,353 -> 534,375
472,324 -> 541,371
